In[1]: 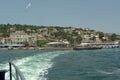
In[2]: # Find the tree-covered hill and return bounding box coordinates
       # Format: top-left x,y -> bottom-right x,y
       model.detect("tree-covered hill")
0,24 -> 119,43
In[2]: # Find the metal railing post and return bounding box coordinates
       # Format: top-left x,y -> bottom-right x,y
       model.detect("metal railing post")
9,62 -> 26,80
9,62 -> 12,80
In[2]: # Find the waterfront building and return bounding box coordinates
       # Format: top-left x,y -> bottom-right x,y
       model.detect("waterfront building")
0,37 -> 3,44
46,41 -> 70,48
10,31 -> 29,44
95,34 -> 102,43
28,33 -> 37,46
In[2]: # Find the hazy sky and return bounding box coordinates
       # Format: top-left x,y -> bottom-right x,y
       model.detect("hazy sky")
0,0 -> 120,34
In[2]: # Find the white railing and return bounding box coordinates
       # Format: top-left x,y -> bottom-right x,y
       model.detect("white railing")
9,62 -> 26,80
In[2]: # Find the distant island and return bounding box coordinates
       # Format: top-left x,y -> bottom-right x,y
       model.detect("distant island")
0,24 -> 120,49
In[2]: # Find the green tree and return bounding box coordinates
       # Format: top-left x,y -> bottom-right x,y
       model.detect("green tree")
2,32 -> 10,37
110,33 -> 117,41
66,36 -> 74,46
36,40 -> 48,47
75,35 -> 82,44
72,32 -> 78,36
53,31 -> 68,38
92,36 -> 96,41
98,32 -> 104,40
24,41 -> 29,47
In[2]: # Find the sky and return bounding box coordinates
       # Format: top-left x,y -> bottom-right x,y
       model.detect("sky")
0,0 -> 120,34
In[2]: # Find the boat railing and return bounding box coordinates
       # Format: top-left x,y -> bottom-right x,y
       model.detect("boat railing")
9,62 -> 26,80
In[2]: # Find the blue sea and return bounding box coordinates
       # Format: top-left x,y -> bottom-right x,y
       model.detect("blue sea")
0,48 -> 120,80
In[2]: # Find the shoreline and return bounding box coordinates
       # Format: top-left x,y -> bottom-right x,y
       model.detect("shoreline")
0,45 -> 119,50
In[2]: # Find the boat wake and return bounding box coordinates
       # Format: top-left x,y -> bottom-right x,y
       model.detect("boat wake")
0,51 -> 70,80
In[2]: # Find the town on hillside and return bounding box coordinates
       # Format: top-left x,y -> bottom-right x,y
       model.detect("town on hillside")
0,24 -> 120,50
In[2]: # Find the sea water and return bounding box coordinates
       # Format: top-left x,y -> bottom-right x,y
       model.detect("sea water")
0,48 -> 120,80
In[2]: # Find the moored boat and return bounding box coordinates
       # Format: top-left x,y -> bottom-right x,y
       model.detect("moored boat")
73,46 -> 102,50
73,42 -> 103,50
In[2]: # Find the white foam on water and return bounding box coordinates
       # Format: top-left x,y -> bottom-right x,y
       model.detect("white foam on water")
0,51 -> 70,80
97,68 -> 120,75
97,70 -> 113,75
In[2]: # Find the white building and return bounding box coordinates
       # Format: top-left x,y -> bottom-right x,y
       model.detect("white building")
83,35 -> 90,40
28,33 -> 38,46
10,31 -> 29,44
46,41 -> 70,48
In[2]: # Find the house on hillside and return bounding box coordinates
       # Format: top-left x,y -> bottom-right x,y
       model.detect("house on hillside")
37,34 -> 46,40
